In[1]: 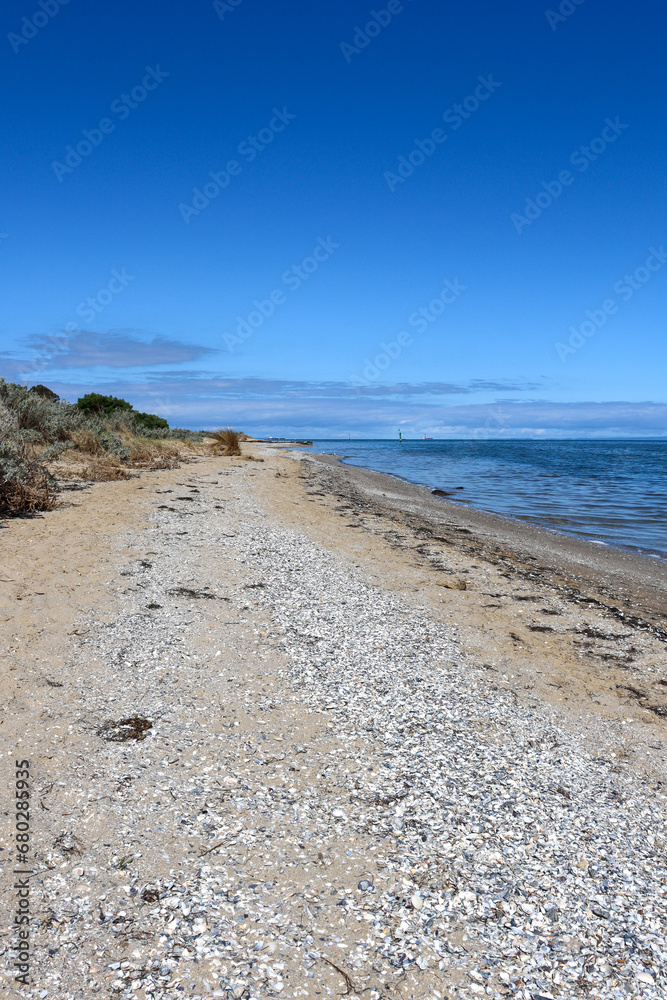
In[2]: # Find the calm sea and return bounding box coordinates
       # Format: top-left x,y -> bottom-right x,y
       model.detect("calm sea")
306,440 -> 667,560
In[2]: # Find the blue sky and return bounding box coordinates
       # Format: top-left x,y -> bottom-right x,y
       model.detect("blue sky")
1,0 -> 666,437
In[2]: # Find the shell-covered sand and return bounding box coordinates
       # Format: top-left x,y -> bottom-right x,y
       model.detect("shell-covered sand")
1,445 -> 665,999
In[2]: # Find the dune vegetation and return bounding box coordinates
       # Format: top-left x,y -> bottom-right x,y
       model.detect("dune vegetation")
209,426 -> 242,456
0,380 -> 221,515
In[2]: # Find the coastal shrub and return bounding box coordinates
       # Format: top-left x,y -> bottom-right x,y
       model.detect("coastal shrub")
211,427 -> 242,456
0,400 -> 56,514
76,393 -> 134,417
99,433 -> 131,462
105,408 -> 138,434
0,378 -> 80,441
0,447 -> 57,513
172,429 -> 208,442
134,411 -> 169,431
138,427 -> 208,442
29,384 -> 59,401
77,394 -> 168,435
135,425 -> 171,440
0,378 -> 233,490
40,441 -> 74,461
19,428 -> 45,445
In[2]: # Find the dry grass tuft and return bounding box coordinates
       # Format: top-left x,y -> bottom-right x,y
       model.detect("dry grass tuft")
69,428 -> 103,455
210,427 -> 242,457
58,437 -> 203,480
53,453 -> 135,482
0,473 -> 57,515
76,461 -> 136,482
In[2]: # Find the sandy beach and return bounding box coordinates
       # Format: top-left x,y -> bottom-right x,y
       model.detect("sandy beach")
1,444 -> 666,1000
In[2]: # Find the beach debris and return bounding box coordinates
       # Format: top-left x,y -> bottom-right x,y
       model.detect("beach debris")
140,886 -> 161,903
616,684 -> 667,719
167,586 -> 220,600
320,956 -> 358,995
97,716 -> 153,742
576,625 -> 631,641
53,831 -> 83,856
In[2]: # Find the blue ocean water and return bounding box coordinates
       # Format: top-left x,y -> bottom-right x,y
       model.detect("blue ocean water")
306,440 -> 667,560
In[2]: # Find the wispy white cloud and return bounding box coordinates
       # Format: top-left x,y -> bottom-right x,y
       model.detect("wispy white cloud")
0,329 -> 216,375
46,373 -> 545,399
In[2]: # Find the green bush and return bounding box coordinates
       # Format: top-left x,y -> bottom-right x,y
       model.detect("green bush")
76,393 -> 134,417
76,393 -> 169,434
134,411 -> 169,431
